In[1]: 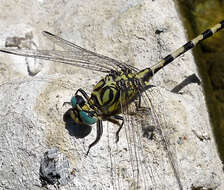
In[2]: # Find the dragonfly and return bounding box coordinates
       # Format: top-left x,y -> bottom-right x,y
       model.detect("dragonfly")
0,20 -> 223,189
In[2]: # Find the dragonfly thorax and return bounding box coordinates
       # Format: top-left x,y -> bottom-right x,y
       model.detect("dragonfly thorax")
69,66 -> 154,126
84,68 -> 145,117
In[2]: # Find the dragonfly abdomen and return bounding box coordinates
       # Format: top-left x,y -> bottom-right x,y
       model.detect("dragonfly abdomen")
150,20 -> 224,75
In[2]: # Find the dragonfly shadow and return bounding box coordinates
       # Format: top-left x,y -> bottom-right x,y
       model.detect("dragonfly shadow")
171,74 -> 201,94
63,108 -> 92,139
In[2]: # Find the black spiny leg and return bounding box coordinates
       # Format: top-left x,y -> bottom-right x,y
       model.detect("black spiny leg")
63,88 -> 89,107
86,119 -> 103,155
75,88 -> 89,101
62,102 -> 72,107
107,115 -> 124,143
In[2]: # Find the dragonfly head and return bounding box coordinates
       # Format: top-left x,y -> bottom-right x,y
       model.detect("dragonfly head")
71,95 -> 97,125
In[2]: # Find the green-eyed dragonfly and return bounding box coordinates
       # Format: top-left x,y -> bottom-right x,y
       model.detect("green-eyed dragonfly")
0,20 -> 223,189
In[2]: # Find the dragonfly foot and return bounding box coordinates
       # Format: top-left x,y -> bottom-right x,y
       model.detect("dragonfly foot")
63,101 -> 72,107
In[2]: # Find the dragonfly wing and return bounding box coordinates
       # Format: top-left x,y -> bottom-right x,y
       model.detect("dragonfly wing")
141,89 -> 183,189
0,48 -> 113,73
42,31 -> 88,52
42,31 -> 140,72
110,85 -> 183,189
0,31 -> 140,73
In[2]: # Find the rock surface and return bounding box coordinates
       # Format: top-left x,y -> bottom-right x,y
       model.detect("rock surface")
178,0 -> 224,162
0,0 -> 223,189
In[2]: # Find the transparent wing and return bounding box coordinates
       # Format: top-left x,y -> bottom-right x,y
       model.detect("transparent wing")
0,31 -> 140,73
42,31 -> 139,72
0,48 -> 113,73
144,89 -> 182,188
110,87 -> 183,189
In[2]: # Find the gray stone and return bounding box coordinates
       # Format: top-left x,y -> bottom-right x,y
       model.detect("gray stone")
39,148 -> 75,187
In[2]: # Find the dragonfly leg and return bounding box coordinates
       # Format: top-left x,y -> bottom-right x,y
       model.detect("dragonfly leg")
86,119 -> 103,155
62,101 -> 72,107
106,115 -> 124,143
75,88 -> 89,101
135,95 -> 151,112
112,115 -> 124,143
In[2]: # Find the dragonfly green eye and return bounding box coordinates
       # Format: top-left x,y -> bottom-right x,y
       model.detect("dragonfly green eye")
71,95 -> 85,108
71,95 -> 96,125
79,110 -> 97,125
71,96 -> 77,107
